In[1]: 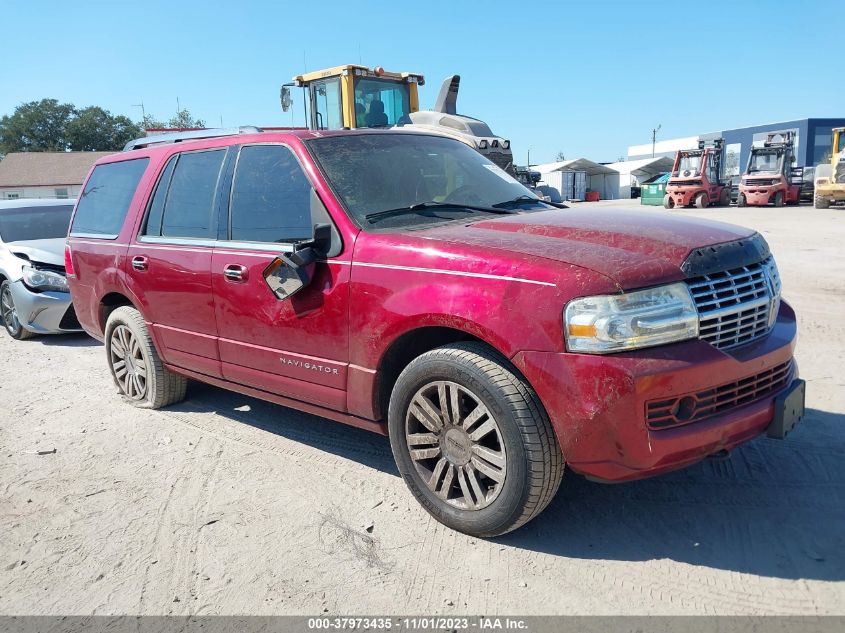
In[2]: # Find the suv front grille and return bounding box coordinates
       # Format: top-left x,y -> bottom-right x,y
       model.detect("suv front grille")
646,360 -> 793,430
686,257 -> 780,349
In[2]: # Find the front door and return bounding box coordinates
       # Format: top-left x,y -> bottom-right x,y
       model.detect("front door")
211,143 -> 350,411
127,147 -> 230,378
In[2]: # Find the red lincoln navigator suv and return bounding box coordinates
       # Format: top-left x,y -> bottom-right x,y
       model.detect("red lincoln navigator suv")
66,127 -> 803,537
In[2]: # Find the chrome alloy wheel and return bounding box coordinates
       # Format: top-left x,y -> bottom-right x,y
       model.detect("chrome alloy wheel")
1,285 -> 20,333
109,324 -> 148,400
405,380 -> 506,510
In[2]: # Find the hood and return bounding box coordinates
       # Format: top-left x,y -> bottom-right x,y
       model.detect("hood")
6,238 -> 66,267
418,208 -> 756,289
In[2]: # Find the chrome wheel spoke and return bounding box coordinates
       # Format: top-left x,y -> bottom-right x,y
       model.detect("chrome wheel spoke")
460,404 -> 486,431
471,452 -> 506,484
110,325 -> 147,400
456,467 -> 478,509
410,446 -> 442,461
407,432 -> 438,447
465,464 -> 487,503
468,418 -> 496,442
111,337 -> 126,358
406,379 -> 507,511
436,463 -> 455,500
428,457 -> 448,490
409,396 -> 444,432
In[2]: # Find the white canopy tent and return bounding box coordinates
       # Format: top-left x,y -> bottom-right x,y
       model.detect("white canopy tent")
532,158 -> 620,200
607,157 -> 675,199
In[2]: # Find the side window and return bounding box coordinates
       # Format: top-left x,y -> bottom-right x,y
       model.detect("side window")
159,149 -> 225,239
142,155 -> 177,236
229,145 -> 313,243
313,79 -> 343,130
70,158 -> 149,238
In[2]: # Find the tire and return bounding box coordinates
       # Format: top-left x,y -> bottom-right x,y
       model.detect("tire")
663,194 -> 675,209
388,342 -> 564,537
719,187 -> 730,207
814,193 -> 830,209
694,192 -> 709,209
0,281 -> 35,340
737,193 -> 747,207
774,191 -> 784,207
104,306 -> 187,409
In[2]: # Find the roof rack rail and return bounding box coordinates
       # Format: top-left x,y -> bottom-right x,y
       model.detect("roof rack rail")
123,126 -> 263,152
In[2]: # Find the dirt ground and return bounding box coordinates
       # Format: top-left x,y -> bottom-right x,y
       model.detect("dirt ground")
1,203 -> 843,616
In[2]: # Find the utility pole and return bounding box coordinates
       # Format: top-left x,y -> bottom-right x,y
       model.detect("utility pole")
652,124 -> 662,158
527,149 -> 530,167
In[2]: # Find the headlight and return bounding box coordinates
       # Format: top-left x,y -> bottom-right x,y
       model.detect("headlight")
21,265 -> 68,292
565,282 -> 699,353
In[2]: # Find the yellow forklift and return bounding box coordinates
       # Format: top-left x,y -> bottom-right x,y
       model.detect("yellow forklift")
281,64 -> 514,172
814,127 -> 845,208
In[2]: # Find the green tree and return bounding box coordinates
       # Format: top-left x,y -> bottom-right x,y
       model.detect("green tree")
168,109 -> 206,129
66,106 -> 143,151
0,98 -> 76,153
141,113 -> 167,130
555,151 -> 566,162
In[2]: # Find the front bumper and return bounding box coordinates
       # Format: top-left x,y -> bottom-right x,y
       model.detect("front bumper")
8,280 -> 81,334
666,187 -> 698,206
740,185 -> 779,205
512,301 -> 798,482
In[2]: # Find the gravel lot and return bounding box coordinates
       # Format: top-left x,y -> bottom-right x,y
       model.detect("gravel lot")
1,203 -> 843,615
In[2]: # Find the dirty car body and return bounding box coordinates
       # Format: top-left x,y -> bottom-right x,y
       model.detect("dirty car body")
66,129 -> 802,535
0,199 -> 81,337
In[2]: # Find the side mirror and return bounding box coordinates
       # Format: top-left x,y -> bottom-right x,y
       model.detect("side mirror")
262,223 -> 333,301
280,84 -> 293,112
263,247 -> 317,301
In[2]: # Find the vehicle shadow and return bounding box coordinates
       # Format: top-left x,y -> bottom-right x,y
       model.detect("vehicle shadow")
498,407 -> 845,582
174,384 -> 845,582
37,332 -> 100,348
174,381 -> 399,476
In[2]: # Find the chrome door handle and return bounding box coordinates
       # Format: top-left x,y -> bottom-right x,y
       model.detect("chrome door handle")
131,256 -> 148,271
223,264 -> 248,282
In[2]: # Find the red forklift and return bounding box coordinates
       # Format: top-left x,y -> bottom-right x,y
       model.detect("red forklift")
663,138 -> 730,209
737,131 -> 801,207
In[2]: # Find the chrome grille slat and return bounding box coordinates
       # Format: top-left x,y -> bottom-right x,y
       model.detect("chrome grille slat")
686,256 -> 779,349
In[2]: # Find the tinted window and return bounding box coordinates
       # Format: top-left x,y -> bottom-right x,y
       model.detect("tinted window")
70,158 -> 149,237
142,155 -> 178,236
229,145 -> 313,242
0,205 -> 74,242
160,150 -> 225,239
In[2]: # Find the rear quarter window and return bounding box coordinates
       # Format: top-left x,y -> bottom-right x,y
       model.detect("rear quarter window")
70,158 -> 149,238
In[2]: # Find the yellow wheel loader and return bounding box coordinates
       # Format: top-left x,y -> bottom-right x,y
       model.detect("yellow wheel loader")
281,64 -> 514,173
814,127 -> 845,209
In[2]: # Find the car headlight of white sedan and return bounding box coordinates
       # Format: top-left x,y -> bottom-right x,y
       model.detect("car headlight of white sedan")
565,282 -> 699,353
21,265 -> 69,293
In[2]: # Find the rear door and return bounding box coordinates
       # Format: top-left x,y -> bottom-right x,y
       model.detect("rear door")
211,143 -> 351,411
127,147 -> 231,378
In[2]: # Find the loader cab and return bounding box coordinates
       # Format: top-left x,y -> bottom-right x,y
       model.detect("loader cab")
283,65 -> 423,131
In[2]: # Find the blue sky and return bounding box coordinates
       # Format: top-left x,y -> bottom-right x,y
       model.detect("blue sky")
2,0 -> 841,163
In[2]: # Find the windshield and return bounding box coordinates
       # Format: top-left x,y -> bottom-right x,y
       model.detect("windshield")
354,77 -> 411,127
675,153 -> 702,175
0,205 -> 74,242
748,151 -> 783,173
307,133 -> 548,229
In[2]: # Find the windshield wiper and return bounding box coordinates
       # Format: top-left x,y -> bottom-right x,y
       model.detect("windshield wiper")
365,201 -> 516,223
493,194 -> 568,209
